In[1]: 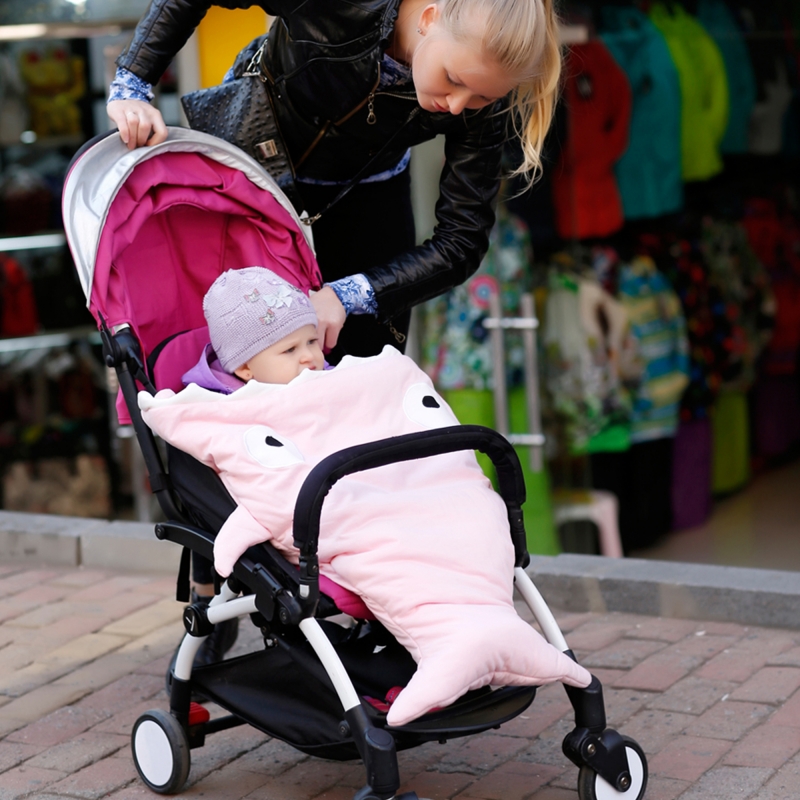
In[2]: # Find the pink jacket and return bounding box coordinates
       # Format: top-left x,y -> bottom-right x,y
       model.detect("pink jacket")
139,348 -> 590,724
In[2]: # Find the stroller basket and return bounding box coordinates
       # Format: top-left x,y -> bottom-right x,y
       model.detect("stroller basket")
62,128 -> 648,800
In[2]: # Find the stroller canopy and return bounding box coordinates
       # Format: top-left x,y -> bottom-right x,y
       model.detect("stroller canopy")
62,127 -> 321,365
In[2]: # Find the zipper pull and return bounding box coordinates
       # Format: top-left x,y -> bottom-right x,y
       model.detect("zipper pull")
367,91 -> 376,125
387,321 -> 406,344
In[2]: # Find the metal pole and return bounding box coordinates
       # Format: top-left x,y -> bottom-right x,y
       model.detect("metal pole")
521,293 -> 544,472
488,291 -> 509,436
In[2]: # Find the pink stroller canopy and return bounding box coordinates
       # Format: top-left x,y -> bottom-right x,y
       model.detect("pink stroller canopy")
63,128 -> 322,367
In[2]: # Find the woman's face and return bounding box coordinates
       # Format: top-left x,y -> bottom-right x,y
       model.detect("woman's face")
411,7 -> 518,115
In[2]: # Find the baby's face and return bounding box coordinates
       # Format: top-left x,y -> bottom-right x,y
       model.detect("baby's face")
235,324 -> 325,384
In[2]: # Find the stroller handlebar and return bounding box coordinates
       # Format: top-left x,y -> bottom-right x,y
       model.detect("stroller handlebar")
292,424 -> 530,569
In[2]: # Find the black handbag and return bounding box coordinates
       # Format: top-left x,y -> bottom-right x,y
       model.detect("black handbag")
182,36 -> 421,225
181,38 -> 302,211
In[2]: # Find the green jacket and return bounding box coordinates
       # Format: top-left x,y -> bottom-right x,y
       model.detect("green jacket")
650,3 -> 729,181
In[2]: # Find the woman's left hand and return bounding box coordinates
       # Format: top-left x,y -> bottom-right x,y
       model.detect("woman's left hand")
310,286 -> 347,352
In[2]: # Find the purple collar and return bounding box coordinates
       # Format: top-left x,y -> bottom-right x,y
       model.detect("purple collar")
182,344 -> 245,394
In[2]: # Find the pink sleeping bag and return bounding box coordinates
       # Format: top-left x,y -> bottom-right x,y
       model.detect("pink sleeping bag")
139,347 -> 590,725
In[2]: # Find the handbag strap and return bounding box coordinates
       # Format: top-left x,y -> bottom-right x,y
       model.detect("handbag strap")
246,42 -> 422,227
300,106 -> 421,226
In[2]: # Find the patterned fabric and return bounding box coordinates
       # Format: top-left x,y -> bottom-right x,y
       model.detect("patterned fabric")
327,274 -> 377,315
618,256 -> 689,443
419,208 -> 534,391
701,218 -> 774,390
108,67 -> 154,102
638,233 -> 735,420
541,268 -> 640,455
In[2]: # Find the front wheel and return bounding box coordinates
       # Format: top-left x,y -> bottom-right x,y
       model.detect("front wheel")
132,709 -> 191,794
577,737 -> 647,800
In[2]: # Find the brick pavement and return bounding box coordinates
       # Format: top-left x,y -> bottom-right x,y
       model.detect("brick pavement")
1,562 -> 799,800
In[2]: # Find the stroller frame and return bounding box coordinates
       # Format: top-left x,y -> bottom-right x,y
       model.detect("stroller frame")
102,321 -> 648,800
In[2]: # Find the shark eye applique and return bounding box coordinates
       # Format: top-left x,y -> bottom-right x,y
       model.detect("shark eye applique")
402,383 -> 457,429
244,426 -> 305,468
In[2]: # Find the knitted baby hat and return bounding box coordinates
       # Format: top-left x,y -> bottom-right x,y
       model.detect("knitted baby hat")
203,267 -> 318,373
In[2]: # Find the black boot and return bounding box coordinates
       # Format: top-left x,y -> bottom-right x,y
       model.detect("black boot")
166,590 -> 239,698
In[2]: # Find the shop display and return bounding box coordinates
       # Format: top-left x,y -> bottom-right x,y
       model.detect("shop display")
19,45 -> 86,139
0,33 -> 129,519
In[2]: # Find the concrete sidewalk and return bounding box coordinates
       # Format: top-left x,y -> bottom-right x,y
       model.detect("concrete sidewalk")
1,559 -> 800,800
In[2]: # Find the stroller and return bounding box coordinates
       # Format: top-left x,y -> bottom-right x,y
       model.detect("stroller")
62,127 -> 647,800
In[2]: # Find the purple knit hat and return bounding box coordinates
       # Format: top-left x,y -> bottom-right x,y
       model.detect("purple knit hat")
203,267 -> 318,373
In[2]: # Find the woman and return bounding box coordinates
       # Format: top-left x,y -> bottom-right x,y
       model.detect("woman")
108,0 -> 561,358
108,0 -> 561,665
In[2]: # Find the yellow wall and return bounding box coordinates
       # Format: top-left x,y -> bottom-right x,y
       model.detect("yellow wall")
196,7 -> 269,88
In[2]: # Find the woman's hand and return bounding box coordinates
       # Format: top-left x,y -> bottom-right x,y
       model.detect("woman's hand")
107,99 -> 168,149
310,286 -> 347,352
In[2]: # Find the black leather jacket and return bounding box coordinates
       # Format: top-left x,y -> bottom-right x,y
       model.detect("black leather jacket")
117,0 -> 506,321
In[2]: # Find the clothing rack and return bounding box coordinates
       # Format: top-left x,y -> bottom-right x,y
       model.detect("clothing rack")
484,291 -> 545,473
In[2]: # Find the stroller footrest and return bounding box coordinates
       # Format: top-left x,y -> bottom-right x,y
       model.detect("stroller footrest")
382,685 -> 537,738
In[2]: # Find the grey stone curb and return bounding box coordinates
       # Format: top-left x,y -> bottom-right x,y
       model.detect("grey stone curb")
527,554 -> 800,630
0,510 -> 180,574
3,511 -> 799,629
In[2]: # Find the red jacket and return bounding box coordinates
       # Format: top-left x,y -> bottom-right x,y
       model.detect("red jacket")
553,41 -> 632,240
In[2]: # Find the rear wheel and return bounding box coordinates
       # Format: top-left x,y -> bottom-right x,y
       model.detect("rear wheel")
577,737 -> 647,800
132,709 -> 191,794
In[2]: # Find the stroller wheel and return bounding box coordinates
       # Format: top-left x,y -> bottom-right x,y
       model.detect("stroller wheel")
577,736 -> 647,800
132,709 -> 191,794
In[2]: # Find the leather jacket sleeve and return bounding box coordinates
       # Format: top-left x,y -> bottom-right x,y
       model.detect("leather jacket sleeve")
117,0 -> 297,84
366,104 -> 505,323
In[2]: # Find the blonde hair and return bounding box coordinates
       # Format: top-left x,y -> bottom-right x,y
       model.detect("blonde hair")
438,0 -> 562,187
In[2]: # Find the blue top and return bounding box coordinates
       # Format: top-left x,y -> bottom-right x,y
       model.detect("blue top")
600,7 -> 683,220
697,0 -> 756,154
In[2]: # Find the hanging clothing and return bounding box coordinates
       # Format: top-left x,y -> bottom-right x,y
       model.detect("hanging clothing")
617,256 -> 689,444
711,389 -> 750,494
0,255 -> 39,337
748,59 -> 793,156
696,0 -> 757,154
420,207 -> 533,392
600,7 -> 683,220
739,3 -> 796,156
671,418 -> 713,530
637,233 -> 734,420
650,3 -> 729,181
542,266 -> 638,455
742,198 -> 800,377
418,209 -> 559,555
552,40 -> 632,240
700,218 -> 774,391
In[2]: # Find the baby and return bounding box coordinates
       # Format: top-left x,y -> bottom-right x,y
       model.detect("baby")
182,266 -> 325,392
141,267 -> 591,726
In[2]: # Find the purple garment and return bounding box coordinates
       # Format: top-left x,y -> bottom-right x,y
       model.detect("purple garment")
182,344 -> 246,394
182,343 -> 334,393
671,419 -> 712,530
754,376 -> 800,458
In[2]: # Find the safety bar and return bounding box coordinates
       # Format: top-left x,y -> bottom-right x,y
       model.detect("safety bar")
291,425 -> 529,615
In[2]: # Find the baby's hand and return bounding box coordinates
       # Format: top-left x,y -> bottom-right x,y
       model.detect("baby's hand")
107,99 -> 168,150
310,286 -> 347,352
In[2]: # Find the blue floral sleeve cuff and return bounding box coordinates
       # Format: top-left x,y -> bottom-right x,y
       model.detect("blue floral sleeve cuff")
108,67 -> 155,103
326,274 -> 378,316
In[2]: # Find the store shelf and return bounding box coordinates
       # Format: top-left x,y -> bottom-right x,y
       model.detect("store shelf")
0,326 -> 100,354
0,232 -> 66,252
